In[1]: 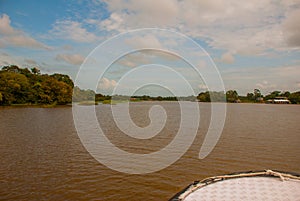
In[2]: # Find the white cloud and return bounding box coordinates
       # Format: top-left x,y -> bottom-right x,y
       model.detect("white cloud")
282,9 -> 300,47
0,14 -> 50,50
125,34 -> 163,49
198,83 -> 208,90
5,35 -> 50,49
141,49 -> 181,61
0,13 -> 17,35
98,77 -> 117,90
56,54 -> 85,65
116,49 -> 181,68
51,20 -> 98,43
103,0 -> 179,29
256,80 -> 276,90
24,59 -> 37,65
100,13 -> 124,32
101,0 -> 300,55
220,52 -> 235,64
222,64 -> 300,95
273,65 -> 300,77
116,52 -> 149,68
0,52 -> 20,66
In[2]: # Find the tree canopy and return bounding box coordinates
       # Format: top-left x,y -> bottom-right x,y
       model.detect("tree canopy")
197,89 -> 300,104
0,65 -> 74,105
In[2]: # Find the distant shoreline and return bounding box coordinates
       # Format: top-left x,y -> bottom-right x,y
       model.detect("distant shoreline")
1,101 -> 299,109
1,66 -> 299,106
0,104 -> 72,108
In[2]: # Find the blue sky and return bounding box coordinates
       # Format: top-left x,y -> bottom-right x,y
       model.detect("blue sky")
0,0 -> 299,95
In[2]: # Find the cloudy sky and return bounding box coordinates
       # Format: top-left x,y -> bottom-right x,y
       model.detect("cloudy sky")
0,0 -> 299,95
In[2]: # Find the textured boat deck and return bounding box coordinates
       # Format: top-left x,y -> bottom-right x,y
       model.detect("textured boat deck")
184,176 -> 300,201
170,170 -> 300,201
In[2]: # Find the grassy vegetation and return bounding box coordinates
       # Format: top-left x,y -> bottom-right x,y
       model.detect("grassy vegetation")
77,101 -> 98,105
101,100 -> 129,105
2,102 -> 71,108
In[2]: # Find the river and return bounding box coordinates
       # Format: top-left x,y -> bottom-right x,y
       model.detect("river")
0,102 -> 299,200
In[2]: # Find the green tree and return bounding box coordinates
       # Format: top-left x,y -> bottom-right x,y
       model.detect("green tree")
38,77 -> 72,104
2,65 -> 22,73
197,91 -> 210,102
254,89 -> 262,98
50,73 -> 74,87
0,65 -> 74,105
0,71 -> 30,105
246,93 -> 254,101
226,90 -> 239,103
210,91 -> 226,102
31,67 -> 40,75
281,91 -> 290,97
288,91 -> 300,104
264,91 -> 281,100
20,68 -> 32,77
72,86 -> 96,102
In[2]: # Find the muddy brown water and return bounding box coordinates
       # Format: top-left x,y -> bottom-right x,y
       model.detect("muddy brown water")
0,102 -> 299,200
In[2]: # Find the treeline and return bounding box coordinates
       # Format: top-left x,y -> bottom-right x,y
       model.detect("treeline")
0,65 -> 111,106
1,65 -> 299,105
0,65 -> 74,105
95,95 -> 197,102
197,89 -> 300,104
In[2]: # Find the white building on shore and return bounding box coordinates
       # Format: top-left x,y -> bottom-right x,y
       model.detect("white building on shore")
266,97 -> 291,104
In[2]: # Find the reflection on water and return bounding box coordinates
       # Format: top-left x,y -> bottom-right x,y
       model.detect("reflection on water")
0,103 -> 299,200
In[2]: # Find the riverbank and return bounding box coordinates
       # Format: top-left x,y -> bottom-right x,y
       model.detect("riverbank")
1,100 -> 300,108
0,103 -> 72,108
